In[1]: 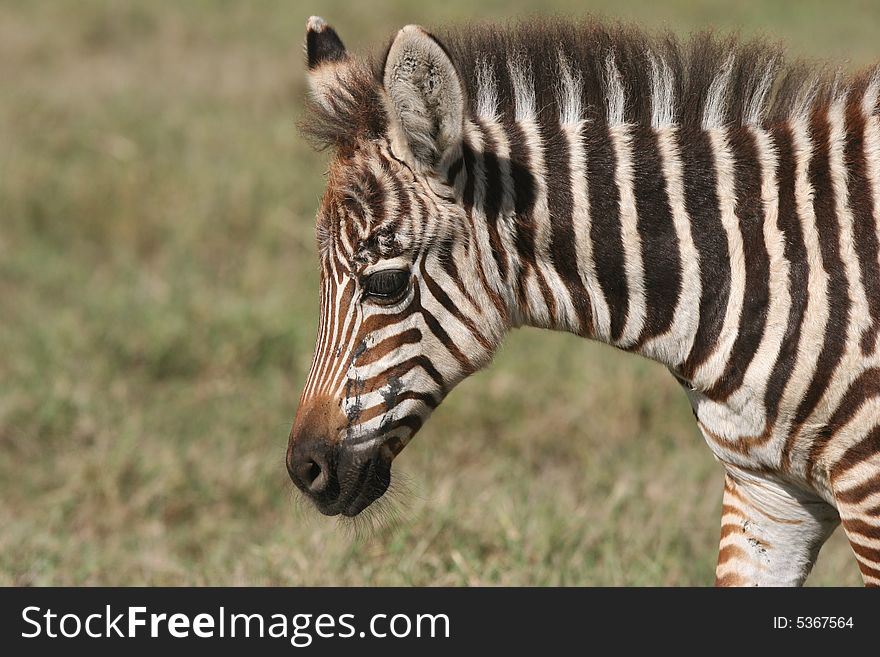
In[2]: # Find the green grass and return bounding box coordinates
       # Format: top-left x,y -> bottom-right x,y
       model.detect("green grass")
1,0 -> 873,585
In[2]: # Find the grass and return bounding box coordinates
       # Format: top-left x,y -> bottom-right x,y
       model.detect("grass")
1,0 -> 874,585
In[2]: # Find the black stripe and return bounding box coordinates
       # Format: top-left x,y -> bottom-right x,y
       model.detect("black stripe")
421,306 -> 474,374
678,127 -> 729,379
438,235 -> 480,310
809,367 -> 880,480
763,125 -> 809,426
357,395 -> 434,426
460,137 -> 508,319
360,355 -> 446,395
705,127 -> 769,400
504,117 -> 555,320
475,118 -> 510,281
791,112 -> 848,467
361,167 -> 385,223
355,328 -> 422,368
844,97 -> 880,353
539,113 -> 593,336
378,414 -> 424,437
585,121 -> 627,340
503,119 -> 538,266
382,154 -> 411,235
420,256 -> 493,352
630,125 -> 680,345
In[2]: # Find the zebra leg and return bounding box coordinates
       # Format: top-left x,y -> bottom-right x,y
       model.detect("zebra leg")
837,506 -> 880,587
830,442 -> 880,586
714,471 -> 839,586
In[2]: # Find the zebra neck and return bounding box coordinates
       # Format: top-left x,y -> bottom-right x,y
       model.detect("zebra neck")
456,116 -> 728,373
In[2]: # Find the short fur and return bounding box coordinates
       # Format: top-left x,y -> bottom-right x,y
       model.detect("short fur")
300,17 -> 862,154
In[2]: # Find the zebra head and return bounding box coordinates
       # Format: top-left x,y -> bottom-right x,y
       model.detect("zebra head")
287,18 -> 509,516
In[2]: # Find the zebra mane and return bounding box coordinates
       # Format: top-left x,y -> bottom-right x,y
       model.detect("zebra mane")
300,17 -> 878,153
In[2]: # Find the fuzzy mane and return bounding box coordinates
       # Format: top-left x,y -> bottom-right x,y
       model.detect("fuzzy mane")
300,17 -> 876,153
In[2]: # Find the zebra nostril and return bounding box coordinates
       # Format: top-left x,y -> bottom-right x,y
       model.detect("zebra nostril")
306,460 -> 321,484
297,454 -> 329,494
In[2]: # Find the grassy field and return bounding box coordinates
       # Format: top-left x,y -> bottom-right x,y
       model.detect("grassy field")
1,0 -> 874,585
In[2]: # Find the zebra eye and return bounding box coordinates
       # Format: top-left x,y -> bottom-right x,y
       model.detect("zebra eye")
364,269 -> 410,302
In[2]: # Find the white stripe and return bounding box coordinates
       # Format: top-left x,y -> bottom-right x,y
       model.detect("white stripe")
773,117 -> 830,455
306,265 -> 340,397
743,57 -> 778,127
791,76 -> 821,121
867,105 -> 880,350
556,51 -> 583,126
815,396 -> 880,486
604,54 -> 626,126
692,128 -> 744,388
462,121 -> 506,300
522,272 -> 551,326
477,117 -> 523,312
303,274 -> 331,397
475,57 -> 499,120
647,51 -> 675,129
518,116 -> 579,330
702,54 -> 734,129
508,54 -> 536,122
863,69 -> 880,118
322,292 -> 361,394
566,120 -> 610,339
704,126 -> 789,459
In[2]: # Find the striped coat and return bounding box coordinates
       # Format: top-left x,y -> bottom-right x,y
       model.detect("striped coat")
287,17 -> 880,586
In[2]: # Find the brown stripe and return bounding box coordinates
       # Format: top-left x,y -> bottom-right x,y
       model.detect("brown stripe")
361,166 -> 386,224
719,522 -> 743,540
714,572 -> 747,587
846,536 -> 880,571
315,276 -> 358,392
811,368 -> 880,467
835,476 -> 880,505
829,424 -> 880,486
359,355 -> 446,396
716,544 -> 750,565
842,518 -> 880,541
721,503 -> 747,520
354,328 -> 422,368
356,391 -> 439,424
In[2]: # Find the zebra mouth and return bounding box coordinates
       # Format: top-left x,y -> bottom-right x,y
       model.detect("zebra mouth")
339,454 -> 391,517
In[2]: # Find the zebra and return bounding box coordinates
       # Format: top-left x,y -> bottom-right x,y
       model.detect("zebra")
287,15 -> 880,586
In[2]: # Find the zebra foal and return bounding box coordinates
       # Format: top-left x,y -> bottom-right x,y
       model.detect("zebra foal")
287,16 -> 880,586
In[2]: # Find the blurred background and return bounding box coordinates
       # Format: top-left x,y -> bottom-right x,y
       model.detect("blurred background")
1,0 -> 875,585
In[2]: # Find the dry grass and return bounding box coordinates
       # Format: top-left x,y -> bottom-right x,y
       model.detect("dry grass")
1,0 -> 874,585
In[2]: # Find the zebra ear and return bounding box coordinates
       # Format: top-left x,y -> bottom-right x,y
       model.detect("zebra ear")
305,16 -> 349,105
306,16 -> 346,70
382,25 -> 464,171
